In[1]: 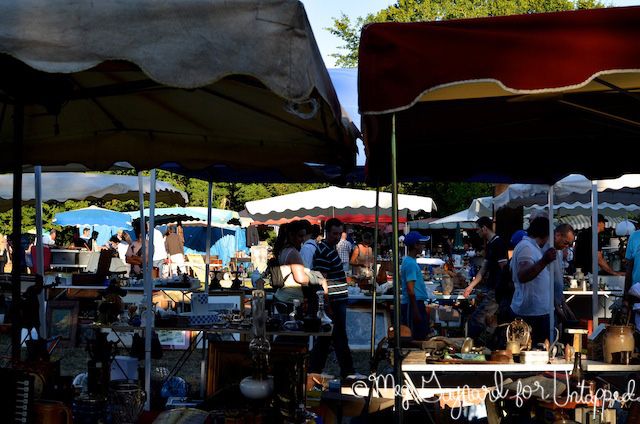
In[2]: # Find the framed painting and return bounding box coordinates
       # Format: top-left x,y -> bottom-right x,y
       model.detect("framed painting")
346,306 -> 390,350
46,300 -> 79,347
157,330 -> 191,350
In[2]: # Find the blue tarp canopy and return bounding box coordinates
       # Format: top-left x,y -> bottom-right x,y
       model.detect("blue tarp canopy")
54,205 -> 133,230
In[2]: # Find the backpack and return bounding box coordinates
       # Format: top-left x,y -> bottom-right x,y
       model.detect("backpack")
266,256 -> 292,289
495,259 -> 515,320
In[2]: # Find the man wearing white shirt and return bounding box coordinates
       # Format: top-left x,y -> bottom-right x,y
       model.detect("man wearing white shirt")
511,217 -> 557,345
146,222 -> 168,277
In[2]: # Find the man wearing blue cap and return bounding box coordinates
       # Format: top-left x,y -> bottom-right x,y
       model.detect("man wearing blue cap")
401,231 -> 433,340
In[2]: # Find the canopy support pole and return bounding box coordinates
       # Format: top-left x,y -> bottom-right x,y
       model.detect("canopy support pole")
35,166 -> 46,338
205,181 -> 213,292
391,115 -> 403,423
594,78 -> 640,104
558,100 -> 640,129
548,186 -> 555,342
202,181 -> 213,400
591,182 -> 599,329
11,102 -> 23,361
146,170 -> 156,411
370,185 -> 380,359
138,172 -> 149,411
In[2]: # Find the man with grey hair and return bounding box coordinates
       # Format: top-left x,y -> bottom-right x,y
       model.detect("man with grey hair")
553,224 -> 577,327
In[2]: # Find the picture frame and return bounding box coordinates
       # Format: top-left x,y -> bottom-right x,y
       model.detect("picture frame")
46,300 -> 79,347
346,306 -> 390,350
157,330 -> 191,350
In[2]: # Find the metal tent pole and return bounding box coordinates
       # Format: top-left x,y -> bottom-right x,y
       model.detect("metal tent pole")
548,186 -> 555,342
146,170 -> 157,411
11,102 -> 24,361
391,115 -> 403,422
202,181 -> 214,399
370,185 -> 380,359
591,182 -> 599,328
205,182 -> 213,292
35,166 -> 46,338
138,172 -> 150,410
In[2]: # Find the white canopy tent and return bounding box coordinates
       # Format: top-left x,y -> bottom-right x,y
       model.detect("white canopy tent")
494,174 -> 640,211
0,172 -> 188,210
413,196 -> 491,230
244,185 -> 435,223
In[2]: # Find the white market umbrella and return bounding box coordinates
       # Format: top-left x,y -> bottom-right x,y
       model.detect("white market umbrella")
245,186 -> 435,223
126,207 -> 240,227
417,196 -> 492,230
494,174 -> 640,211
0,172 -> 188,210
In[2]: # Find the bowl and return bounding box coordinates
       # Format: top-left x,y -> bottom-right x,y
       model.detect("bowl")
490,350 -> 513,363
520,350 -> 549,365
240,376 -> 274,400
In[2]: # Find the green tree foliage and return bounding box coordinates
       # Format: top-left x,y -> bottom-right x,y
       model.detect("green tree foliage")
398,182 -> 494,218
329,0 -> 605,67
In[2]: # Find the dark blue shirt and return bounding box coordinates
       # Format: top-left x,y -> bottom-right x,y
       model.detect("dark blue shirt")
313,240 -> 348,299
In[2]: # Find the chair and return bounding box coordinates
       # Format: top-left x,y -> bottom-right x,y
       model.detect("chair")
29,245 -> 51,274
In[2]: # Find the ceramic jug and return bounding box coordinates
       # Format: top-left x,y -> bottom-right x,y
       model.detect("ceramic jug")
34,400 -> 72,424
603,325 -> 635,364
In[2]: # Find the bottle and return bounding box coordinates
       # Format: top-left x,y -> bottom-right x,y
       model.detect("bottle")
570,352 -> 584,385
291,299 -> 301,321
316,290 -> 333,329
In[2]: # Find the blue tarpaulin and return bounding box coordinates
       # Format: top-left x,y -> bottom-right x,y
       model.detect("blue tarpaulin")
124,225 -> 247,266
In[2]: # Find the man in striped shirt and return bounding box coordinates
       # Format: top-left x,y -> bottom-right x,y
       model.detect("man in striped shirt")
309,218 -> 356,379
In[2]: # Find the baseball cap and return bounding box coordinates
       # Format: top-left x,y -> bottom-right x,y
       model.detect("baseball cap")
510,229 -> 527,248
404,231 -> 430,246
598,214 -> 607,223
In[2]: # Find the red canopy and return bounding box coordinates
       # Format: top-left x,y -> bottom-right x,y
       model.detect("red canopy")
358,6 -> 640,184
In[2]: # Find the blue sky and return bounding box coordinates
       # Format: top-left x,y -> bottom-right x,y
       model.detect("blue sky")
302,0 -> 640,68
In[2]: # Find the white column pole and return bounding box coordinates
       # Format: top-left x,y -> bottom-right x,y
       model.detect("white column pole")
35,166 -> 46,338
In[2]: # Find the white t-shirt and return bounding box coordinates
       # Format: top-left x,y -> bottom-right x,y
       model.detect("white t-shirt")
511,236 -> 551,316
152,228 -> 167,261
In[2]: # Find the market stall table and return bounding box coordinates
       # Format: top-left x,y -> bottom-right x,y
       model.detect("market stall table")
563,290 -> 624,320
